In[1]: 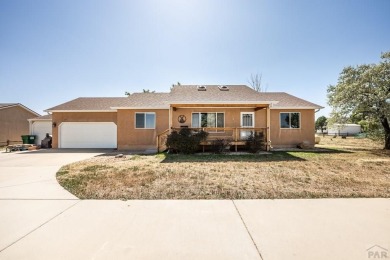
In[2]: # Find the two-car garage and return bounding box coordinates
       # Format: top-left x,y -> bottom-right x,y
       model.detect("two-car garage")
59,122 -> 117,148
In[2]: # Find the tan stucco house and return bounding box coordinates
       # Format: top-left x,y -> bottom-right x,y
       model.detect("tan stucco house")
0,103 -> 40,145
45,85 -> 323,151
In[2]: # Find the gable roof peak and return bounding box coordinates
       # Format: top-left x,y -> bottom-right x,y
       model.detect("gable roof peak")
0,103 -> 40,116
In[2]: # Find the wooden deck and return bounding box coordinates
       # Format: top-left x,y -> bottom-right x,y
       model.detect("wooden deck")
157,127 -> 269,152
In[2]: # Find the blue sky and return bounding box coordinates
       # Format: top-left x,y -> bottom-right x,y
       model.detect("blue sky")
1,0 -> 389,118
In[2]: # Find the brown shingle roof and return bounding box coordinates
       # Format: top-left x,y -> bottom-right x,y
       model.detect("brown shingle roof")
169,85 -> 268,102
0,103 -> 40,116
29,114 -> 52,120
113,93 -> 171,108
169,85 -> 323,108
45,85 -> 323,111
257,92 -> 324,108
0,103 -> 19,109
46,97 -> 128,111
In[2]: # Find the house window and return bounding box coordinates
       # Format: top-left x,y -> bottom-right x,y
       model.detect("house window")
280,112 -> 300,129
241,112 -> 254,127
135,112 -> 155,129
191,113 -> 224,128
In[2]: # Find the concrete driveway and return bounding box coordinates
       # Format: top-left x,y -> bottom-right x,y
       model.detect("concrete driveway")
0,150 -> 389,259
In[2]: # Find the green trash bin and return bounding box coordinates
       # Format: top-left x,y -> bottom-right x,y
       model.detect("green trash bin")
21,135 -> 36,144
28,135 -> 36,144
21,135 -> 29,144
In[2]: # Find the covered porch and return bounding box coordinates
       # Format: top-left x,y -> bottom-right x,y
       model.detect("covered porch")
157,102 -> 272,152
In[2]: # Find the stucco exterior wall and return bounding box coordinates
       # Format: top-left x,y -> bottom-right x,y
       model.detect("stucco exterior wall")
51,112 -> 117,148
0,106 -> 37,144
269,109 -> 315,148
117,109 -> 169,150
50,108 -> 316,150
171,107 -> 267,128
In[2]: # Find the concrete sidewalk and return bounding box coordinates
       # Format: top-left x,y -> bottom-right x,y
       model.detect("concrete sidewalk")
1,199 -> 389,260
0,151 -> 389,259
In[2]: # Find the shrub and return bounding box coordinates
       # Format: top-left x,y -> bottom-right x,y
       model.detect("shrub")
246,131 -> 265,153
166,128 -> 209,154
211,138 -> 232,154
166,130 -> 181,151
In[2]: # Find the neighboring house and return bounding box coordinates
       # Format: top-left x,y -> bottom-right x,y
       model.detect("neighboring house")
45,85 -> 323,150
0,103 -> 40,145
327,123 -> 362,136
28,114 -> 52,145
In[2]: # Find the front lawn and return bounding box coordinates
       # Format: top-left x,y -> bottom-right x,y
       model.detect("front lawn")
57,136 -> 390,199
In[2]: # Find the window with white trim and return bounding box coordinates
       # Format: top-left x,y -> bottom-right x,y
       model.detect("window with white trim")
191,113 -> 224,128
280,112 -> 300,128
241,112 -> 254,127
135,112 -> 156,129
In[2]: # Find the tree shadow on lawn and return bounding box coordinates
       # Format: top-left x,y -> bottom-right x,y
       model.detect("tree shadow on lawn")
160,148 -> 351,163
367,148 -> 390,157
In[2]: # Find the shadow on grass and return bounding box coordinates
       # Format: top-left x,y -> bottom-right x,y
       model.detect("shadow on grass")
368,148 -> 390,157
7,148 -> 116,154
160,148 -> 351,163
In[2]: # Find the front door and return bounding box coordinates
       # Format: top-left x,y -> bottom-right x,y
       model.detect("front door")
240,112 -> 254,139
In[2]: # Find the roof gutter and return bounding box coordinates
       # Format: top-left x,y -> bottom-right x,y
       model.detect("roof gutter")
27,118 -> 52,122
44,110 -> 117,113
168,101 -> 279,105
111,107 -> 169,110
271,107 -> 324,110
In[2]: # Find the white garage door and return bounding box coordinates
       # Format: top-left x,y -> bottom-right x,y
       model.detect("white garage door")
59,122 -> 117,148
31,121 -> 52,145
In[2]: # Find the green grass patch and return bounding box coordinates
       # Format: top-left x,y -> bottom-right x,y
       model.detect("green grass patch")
56,166 -> 70,177
287,152 -> 322,159
82,165 -> 113,172
129,155 -> 142,160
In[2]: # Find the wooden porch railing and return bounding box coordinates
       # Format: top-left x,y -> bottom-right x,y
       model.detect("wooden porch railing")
157,129 -> 170,153
169,127 -> 269,152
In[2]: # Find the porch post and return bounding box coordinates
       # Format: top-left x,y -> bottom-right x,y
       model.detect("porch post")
235,128 -> 238,152
169,105 -> 173,131
266,105 -> 271,151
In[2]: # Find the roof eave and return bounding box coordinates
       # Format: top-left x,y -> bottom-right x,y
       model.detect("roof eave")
111,107 -> 169,110
45,109 -> 117,113
271,106 -> 324,110
168,101 -> 279,105
28,118 -> 52,122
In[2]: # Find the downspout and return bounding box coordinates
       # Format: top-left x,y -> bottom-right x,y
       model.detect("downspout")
266,104 -> 271,151
169,105 -> 172,131
28,119 -> 33,135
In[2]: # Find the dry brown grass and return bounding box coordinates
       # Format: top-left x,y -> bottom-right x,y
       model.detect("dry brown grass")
57,136 -> 390,199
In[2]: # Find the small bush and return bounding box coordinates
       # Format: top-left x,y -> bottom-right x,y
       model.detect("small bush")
246,131 -> 265,153
166,128 -> 209,154
211,139 -> 232,154
166,131 -> 181,151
